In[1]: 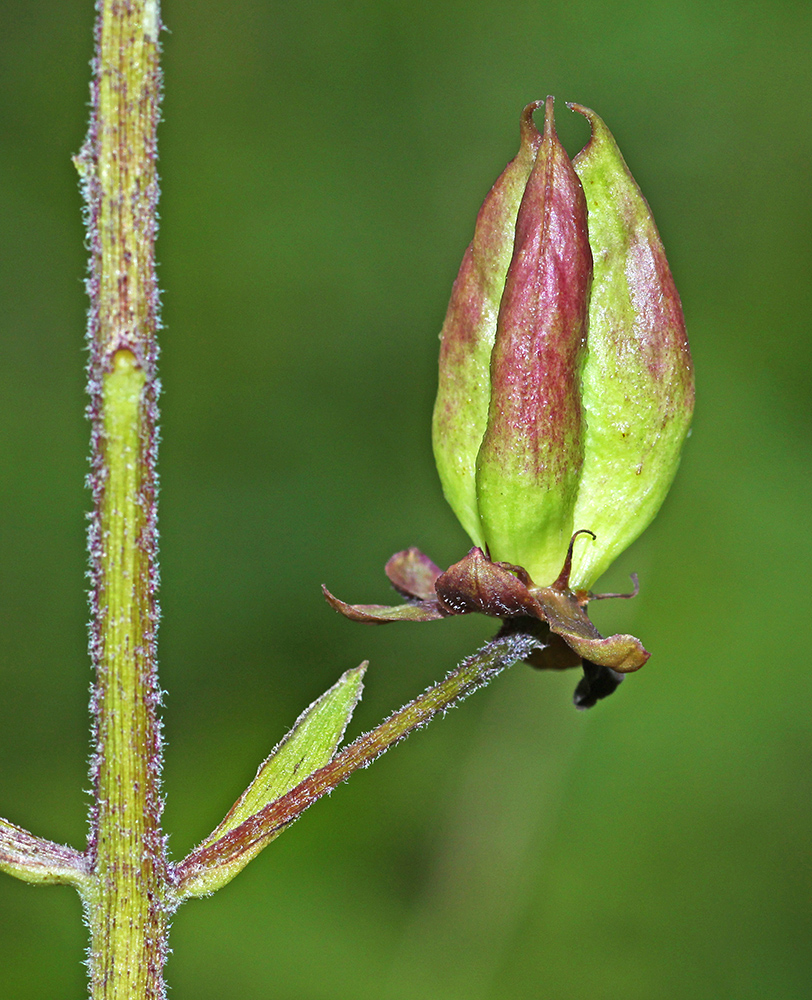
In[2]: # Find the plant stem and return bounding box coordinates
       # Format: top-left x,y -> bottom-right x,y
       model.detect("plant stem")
78,1 -> 166,997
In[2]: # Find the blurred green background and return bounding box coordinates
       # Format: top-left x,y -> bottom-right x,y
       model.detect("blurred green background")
1,0 -> 810,997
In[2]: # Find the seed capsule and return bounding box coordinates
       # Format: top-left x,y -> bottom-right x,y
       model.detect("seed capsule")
433,99 -> 693,589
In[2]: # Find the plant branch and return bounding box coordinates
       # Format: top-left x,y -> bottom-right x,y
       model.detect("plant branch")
0,818 -> 90,889
174,628 -> 542,901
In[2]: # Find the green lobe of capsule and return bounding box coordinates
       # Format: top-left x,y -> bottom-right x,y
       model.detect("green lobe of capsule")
432,102 -> 544,550
568,105 -> 695,589
475,97 -> 592,584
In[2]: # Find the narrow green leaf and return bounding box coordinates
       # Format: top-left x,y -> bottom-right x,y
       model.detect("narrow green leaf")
178,663 -> 366,899
174,631 -> 540,903
202,663 -> 367,846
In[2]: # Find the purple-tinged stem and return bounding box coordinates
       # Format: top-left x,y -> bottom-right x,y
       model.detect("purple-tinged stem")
76,1 -> 167,997
0,819 -> 90,889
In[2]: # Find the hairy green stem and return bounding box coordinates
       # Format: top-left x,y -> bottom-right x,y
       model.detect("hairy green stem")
78,1 -> 167,997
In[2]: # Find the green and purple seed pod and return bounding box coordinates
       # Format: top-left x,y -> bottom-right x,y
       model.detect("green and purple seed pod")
432,97 -> 694,590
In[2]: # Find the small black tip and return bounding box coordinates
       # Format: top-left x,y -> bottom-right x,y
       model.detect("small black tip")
573,660 -> 624,709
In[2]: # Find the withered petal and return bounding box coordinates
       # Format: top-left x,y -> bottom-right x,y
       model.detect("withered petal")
322,586 -> 447,624
523,628 -> 583,672
558,631 -> 649,673
435,547 -> 538,617
325,547 -> 648,674
530,586 -> 649,673
384,547 -> 443,601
